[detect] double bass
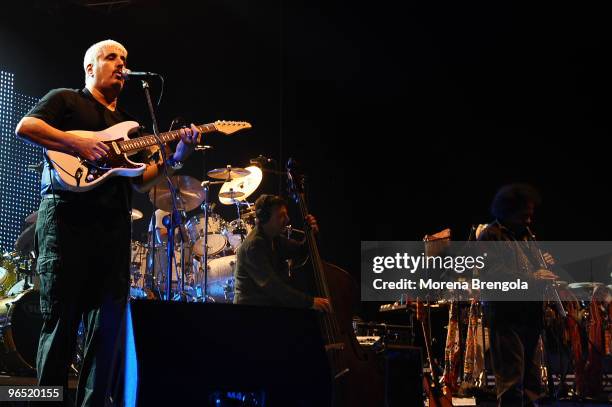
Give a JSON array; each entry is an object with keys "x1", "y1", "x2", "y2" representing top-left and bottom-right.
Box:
[{"x1": 287, "y1": 159, "x2": 384, "y2": 406}]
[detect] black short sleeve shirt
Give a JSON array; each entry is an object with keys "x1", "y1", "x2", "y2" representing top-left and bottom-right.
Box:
[{"x1": 26, "y1": 87, "x2": 140, "y2": 211}]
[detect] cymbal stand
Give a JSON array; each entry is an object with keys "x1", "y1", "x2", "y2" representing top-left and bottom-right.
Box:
[
  {"x1": 229, "y1": 190, "x2": 247, "y2": 244},
  {"x1": 200, "y1": 181, "x2": 211, "y2": 302},
  {"x1": 196, "y1": 144, "x2": 213, "y2": 302}
]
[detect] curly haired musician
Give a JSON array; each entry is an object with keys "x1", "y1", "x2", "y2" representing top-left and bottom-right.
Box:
[
  {"x1": 233, "y1": 194, "x2": 331, "y2": 312},
  {"x1": 478, "y1": 184, "x2": 558, "y2": 407},
  {"x1": 15, "y1": 39, "x2": 199, "y2": 406}
]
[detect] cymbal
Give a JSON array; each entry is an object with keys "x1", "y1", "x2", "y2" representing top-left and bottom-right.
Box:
[
  {"x1": 131, "y1": 208, "x2": 144, "y2": 221},
  {"x1": 207, "y1": 166, "x2": 251, "y2": 180},
  {"x1": 219, "y1": 166, "x2": 263, "y2": 205},
  {"x1": 218, "y1": 190, "x2": 245, "y2": 199},
  {"x1": 25, "y1": 211, "x2": 38, "y2": 224},
  {"x1": 149, "y1": 176, "x2": 206, "y2": 212}
]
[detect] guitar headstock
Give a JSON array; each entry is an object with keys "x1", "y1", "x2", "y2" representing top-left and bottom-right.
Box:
[
  {"x1": 212, "y1": 120, "x2": 252, "y2": 135},
  {"x1": 415, "y1": 298, "x2": 424, "y2": 322}
]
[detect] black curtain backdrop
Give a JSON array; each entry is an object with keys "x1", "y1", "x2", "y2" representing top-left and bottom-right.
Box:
[{"x1": 0, "y1": 0, "x2": 357, "y2": 274}]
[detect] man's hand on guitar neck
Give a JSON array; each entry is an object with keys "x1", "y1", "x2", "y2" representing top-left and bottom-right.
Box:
[
  {"x1": 132, "y1": 123, "x2": 201, "y2": 192},
  {"x1": 172, "y1": 123, "x2": 201, "y2": 161}
]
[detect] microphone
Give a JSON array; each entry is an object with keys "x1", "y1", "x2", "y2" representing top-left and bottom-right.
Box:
[{"x1": 121, "y1": 68, "x2": 160, "y2": 80}]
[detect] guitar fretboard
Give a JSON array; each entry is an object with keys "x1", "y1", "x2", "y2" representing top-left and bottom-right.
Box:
[{"x1": 118, "y1": 123, "x2": 217, "y2": 153}]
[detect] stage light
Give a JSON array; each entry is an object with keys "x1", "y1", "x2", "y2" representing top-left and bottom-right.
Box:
[{"x1": 0, "y1": 70, "x2": 42, "y2": 252}]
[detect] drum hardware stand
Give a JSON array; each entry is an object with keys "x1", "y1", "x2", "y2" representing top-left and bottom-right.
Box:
[
  {"x1": 148, "y1": 201, "x2": 162, "y2": 299},
  {"x1": 161, "y1": 209, "x2": 186, "y2": 301},
  {"x1": 198, "y1": 180, "x2": 221, "y2": 301},
  {"x1": 18, "y1": 255, "x2": 34, "y2": 291},
  {"x1": 230, "y1": 194, "x2": 247, "y2": 244},
  {"x1": 196, "y1": 144, "x2": 213, "y2": 302},
  {"x1": 178, "y1": 218, "x2": 187, "y2": 300},
  {"x1": 169, "y1": 209, "x2": 191, "y2": 302},
  {"x1": 223, "y1": 279, "x2": 234, "y2": 302}
]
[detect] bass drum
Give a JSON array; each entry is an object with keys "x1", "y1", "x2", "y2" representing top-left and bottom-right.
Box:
[
  {"x1": 0, "y1": 289, "x2": 43, "y2": 374},
  {"x1": 197, "y1": 255, "x2": 237, "y2": 302}
]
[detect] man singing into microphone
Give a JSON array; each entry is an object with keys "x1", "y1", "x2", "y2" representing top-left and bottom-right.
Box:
[{"x1": 15, "y1": 39, "x2": 199, "y2": 406}]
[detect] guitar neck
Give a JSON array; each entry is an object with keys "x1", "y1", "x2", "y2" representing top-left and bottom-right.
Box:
[
  {"x1": 420, "y1": 320, "x2": 438, "y2": 379},
  {"x1": 118, "y1": 123, "x2": 216, "y2": 153}
]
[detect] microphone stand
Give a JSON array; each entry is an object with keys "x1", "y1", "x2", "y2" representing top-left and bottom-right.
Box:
[
  {"x1": 526, "y1": 227, "x2": 566, "y2": 318},
  {"x1": 526, "y1": 227, "x2": 566, "y2": 401},
  {"x1": 141, "y1": 79, "x2": 179, "y2": 301},
  {"x1": 150, "y1": 189, "x2": 160, "y2": 298}
]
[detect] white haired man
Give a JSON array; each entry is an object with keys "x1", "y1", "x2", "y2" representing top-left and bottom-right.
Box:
[{"x1": 15, "y1": 39, "x2": 199, "y2": 406}]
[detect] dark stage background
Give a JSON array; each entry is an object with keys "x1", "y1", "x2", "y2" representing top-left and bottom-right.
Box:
[
  {"x1": 0, "y1": 1, "x2": 356, "y2": 270},
  {"x1": 2, "y1": 1, "x2": 612, "y2": 318}
]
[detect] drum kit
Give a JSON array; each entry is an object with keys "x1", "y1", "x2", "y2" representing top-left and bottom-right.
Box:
[
  {"x1": 1, "y1": 219, "x2": 44, "y2": 374},
  {"x1": 1, "y1": 250, "x2": 83, "y2": 376},
  {"x1": 0, "y1": 159, "x2": 264, "y2": 374},
  {"x1": 130, "y1": 162, "x2": 264, "y2": 303}
]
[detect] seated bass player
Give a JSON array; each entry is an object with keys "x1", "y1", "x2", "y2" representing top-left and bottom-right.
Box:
[{"x1": 233, "y1": 194, "x2": 331, "y2": 312}]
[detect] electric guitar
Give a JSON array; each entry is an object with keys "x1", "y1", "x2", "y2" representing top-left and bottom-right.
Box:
[
  {"x1": 46, "y1": 120, "x2": 251, "y2": 192},
  {"x1": 416, "y1": 299, "x2": 454, "y2": 407}
]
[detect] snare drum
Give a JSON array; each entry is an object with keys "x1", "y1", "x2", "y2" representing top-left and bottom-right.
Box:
[{"x1": 186, "y1": 214, "x2": 228, "y2": 257}]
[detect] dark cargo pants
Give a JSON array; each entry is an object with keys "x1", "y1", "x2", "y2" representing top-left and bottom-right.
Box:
[
  {"x1": 35, "y1": 195, "x2": 131, "y2": 406},
  {"x1": 486, "y1": 302, "x2": 544, "y2": 407}
]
